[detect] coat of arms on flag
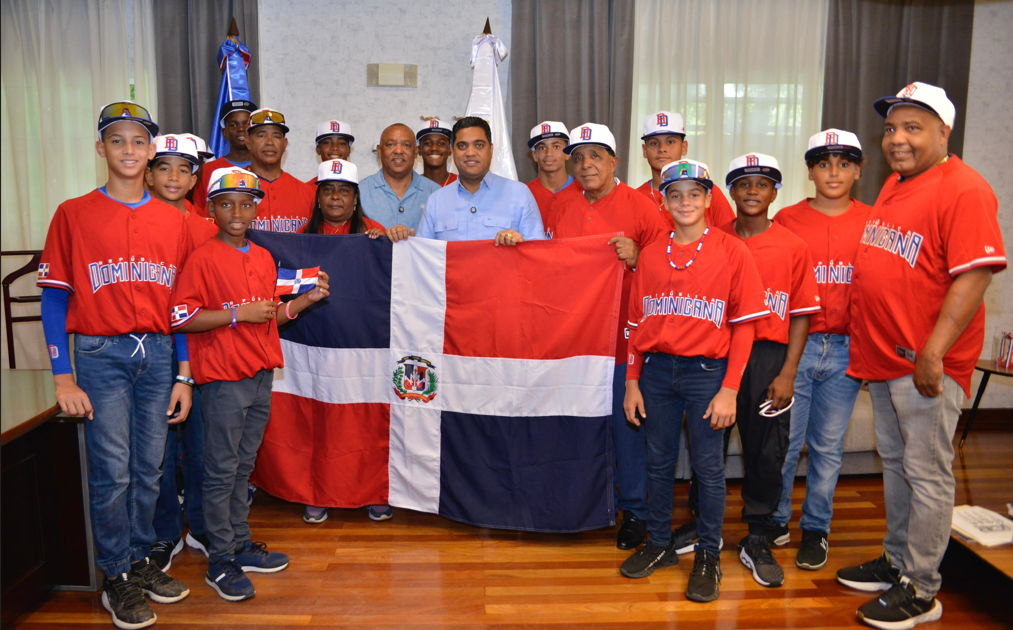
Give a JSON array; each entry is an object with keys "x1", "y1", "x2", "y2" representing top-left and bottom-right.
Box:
[{"x1": 275, "y1": 266, "x2": 320, "y2": 297}]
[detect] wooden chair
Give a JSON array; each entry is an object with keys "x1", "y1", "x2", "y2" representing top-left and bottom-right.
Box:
[{"x1": 2, "y1": 250, "x2": 43, "y2": 368}]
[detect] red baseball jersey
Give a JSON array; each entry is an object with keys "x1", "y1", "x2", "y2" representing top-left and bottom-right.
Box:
[
  {"x1": 298, "y1": 214, "x2": 386, "y2": 234},
  {"x1": 773, "y1": 198, "x2": 872, "y2": 335},
  {"x1": 848, "y1": 156, "x2": 1007, "y2": 396},
  {"x1": 637, "y1": 180, "x2": 736, "y2": 229},
  {"x1": 627, "y1": 228, "x2": 769, "y2": 380},
  {"x1": 441, "y1": 173, "x2": 458, "y2": 187},
  {"x1": 170, "y1": 238, "x2": 284, "y2": 384},
  {"x1": 528, "y1": 178, "x2": 583, "y2": 236},
  {"x1": 184, "y1": 200, "x2": 219, "y2": 249},
  {"x1": 193, "y1": 156, "x2": 249, "y2": 217},
  {"x1": 721, "y1": 221, "x2": 821, "y2": 344},
  {"x1": 37, "y1": 189, "x2": 192, "y2": 336},
  {"x1": 553, "y1": 182, "x2": 671, "y2": 364},
  {"x1": 251, "y1": 171, "x2": 315, "y2": 233}
]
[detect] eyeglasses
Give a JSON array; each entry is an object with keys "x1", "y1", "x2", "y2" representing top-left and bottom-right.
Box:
[
  {"x1": 98, "y1": 102, "x2": 152, "y2": 124},
  {"x1": 212, "y1": 172, "x2": 261, "y2": 193},
  {"x1": 249, "y1": 109, "x2": 286, "y2": 127},
  {"x1": 662, "y1": 161, "x2": 710, "y2": 182}
]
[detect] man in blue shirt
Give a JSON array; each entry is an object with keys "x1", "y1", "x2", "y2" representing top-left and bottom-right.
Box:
[
  {"x1": 360, "y1": 123, "x2": 440, "y2": 230},
  {"x1": 386, "y1": 117, "x2": 544, "y2": 245}
]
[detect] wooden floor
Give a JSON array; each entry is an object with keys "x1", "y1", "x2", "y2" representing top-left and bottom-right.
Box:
[{"x1": 14, "y1": 432, "x2": 1013, "y2": 629}]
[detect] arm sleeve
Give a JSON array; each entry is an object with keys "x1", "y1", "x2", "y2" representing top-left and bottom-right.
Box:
[
  {"x1": 722, "y1": 320, "x2": 755, "y2": 390},
  {"x1": 625, "y1": 267, "x2": 646, "y2": 380},
  {"x1": 173, "y1": 333, "x2": 189, "y2": 362},
  {"x1": 41, "y1": 288, "x2": 73, "y2": 375},
  {"x1": 517, "y1": 188, "x2": 546, "y2": 241}
]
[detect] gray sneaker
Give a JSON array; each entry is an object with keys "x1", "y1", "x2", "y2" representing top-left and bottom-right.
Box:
[
  {"x1": 130, "y1": 557, "x2": 190, "y2": 603},
  {"x1": 738, "y1": 534, "x2": 784, "y2": 587}
]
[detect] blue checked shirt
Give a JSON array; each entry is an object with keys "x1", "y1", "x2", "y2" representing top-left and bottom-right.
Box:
[
  {"x1": 360, "y1": 170, "x2": 440, "y2": 230},
  {"x1": 416, "y1": 172, "x2": 545, "y2": 242}
]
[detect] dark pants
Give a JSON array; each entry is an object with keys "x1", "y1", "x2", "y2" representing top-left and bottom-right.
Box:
[
  {"x1": 200, "y1": 370, "x2": 273, "y2": 563},
  {"x1": 612, "y1": 362, "x2": 648, "y2": 519},
  {"x1": 689, "y1": 341, "x2": 790, "y2": 535},
  {"x1": 639, "y1": 353, "x2": 727, "y2": 554},
  {"x1": 153, "y1": 387, "x2": 205, "y2": 540}
]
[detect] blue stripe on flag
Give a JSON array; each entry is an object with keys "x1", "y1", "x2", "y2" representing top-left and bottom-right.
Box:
[
  {"x1": 247, "y1": 231, "x2": 391, "y2": 349},
  {"x1": 438, "y1": 411, "x2": 614, "y2": 532}
]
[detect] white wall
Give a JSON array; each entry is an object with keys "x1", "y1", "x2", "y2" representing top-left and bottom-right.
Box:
[
  {"x1": 963, "y1": 0, "x2": 1013, "y2": 407},
  {"x1": 257, "y1": 0, "x2": 512, "y2": 182}
]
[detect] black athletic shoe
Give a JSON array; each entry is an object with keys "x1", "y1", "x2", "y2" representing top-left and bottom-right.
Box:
[
  {"x1": 671, "y1": 519, "x2": 700, "y2": 555},
  {"x1": 101, "y1": 573, "x2": 156, "y2": 629},
  {"x1": 685, "y1": 549, "x2": 722, "y2": 603},
  {"x1": 130, "y1": 557, "x2": 190, "y2": 604},
  {"x1": 619, "y1": 540, "x2": 679, "y2": 579},
  {"x1": 149, "y1": 537, "x2": 183, "y2": 572},
  {"x1": 796, "y1": 530, "x2": 829, "y2": 570},
  {"x1": 837, "y1": 551, "x2": 901, "y2": 592},
  {"x1": 616, "y1": 513, "x2": 646, "y2": 550},
  {"x1": 856, "y1": 578, "x2": 942, "y2": 629},
  {"x1": 769, "y1": 522, "x2": 790, "y2": 547},
  {"x1": 738, "y1": 534, "x2": 784, "y2": 587},
  {"x1": 185, "y1": 531, "x2": 210, "y2": 557}
]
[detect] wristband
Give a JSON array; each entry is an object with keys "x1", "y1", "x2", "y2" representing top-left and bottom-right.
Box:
[
  {"x1": 285, "y1": 300, "x2": 297, "y2": 320},
  {"x1": 231, "y1": 306, "x2": 237, "y2": 329},
  {"x1": 175, "y1": 375, "x2": 196, "y2": 387}
]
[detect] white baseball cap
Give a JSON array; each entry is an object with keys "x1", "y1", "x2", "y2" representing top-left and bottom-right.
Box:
[
  {"x1": 874, "y1": 82, "x2": 956, "y2": 128},
  {"x1": 641, "y1": 111, "x2": 686, "y2": 139},
  {"x1": 416, "y1": 119, "x2": 452, "y2": 143},
  {"x1": 564, "y1": 123, "x2": 616, "y2": 155},
  {"x1": 316, "y1": 159, "x2": 359, "y2": 186},
  {"x1": 316, "y1": 120, "x2": 354, "y2": 144},
  {"x1": 153, "y1": 134, "x2": 199, "y2": 167},
  {"x1": 805, "y1": 129, "x2": 863, "y2": 162},
  {"x1": 726, "y1": 153, "x2": 783, "y2": 189},
  {"x1": 177, "y1": 133, "x2": 213, "y2": 161},
  {"x1": 207, "y1": 167, "x2": 264, "y2": 201},
  {"x1": 659, "y1": 160, "x2": 713, "y2": 192},
  {"x1": 528, "y1": 121, "x2": 570, "y2": 149}
]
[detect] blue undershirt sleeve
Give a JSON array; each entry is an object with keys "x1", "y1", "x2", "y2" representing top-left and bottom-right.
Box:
[
  {"x1": 41, "y1": 288, "x2": 73, "y2": 375},
  {"x1": 173, "y1": 333, "x2": 189, "y2": 362}
]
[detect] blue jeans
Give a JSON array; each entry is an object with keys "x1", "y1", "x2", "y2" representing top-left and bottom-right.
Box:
[
  {"x1": 75, "y1": 333, "x2": 174, "y2": 577},
  {"x1": 613, "y1": 362, "x2": 648, "y2": 519},
  {"x1": 639, "y1": 353, "x2": 727, "y2": 554},
  {"x1": 774, "y1": 334, "x2": 861, "y2": 533},
  {"x1": 153, "y1": 386, "x2": 205, "y2": 540}
]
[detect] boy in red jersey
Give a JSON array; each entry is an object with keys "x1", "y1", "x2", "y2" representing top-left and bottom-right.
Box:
[
  {"x1": 621, "y1": 160, "x2": 768, "y2": 603},
  {"x1": 147, "y1": 134, "x2": 218, "y2": 249},
  {"x1": 38, "y1": 102, "x2": 192, "y2": 629},
  {"x1": 244, "y1": 108, "x2": 315, "y2": 232},
  {"x1": 769, "y1": 129, "x2": 871, "y2": 572},
  {"x1": 636, "y1": 111, "x2": 735, "y2": 228},
  {"x1": 171, "y1": 168, "x2": 330, "y2": 602},
  {"x1": 525, "y1": 121, "x2": 580, "y2": 235},
  {"x1": 308, "y1": 120, "x2": 354, "y2": 185},
  {"x1": 416, "y1": 119, "x2": 457, "y2": 187},
  {"x1": 193, "y1": 100, "x2": 256, "y2": 214}
]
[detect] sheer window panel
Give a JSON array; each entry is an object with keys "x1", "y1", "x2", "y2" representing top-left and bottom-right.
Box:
[{"x1": 629, "y1": 0, "x2": 828, "y2": 215}]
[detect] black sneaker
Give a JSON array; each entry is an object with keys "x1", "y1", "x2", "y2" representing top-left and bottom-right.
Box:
[
  {"x1": 150, "y1": 537, "x2": 183, "y2": 572},
  {"x1": 837, "y1": 551, "x2": 901, "y2": 592},
  {"x1": 796, "y1": 530, "x2": 829, "y2": 570},
  {"x1": 619, "y1": 541, "x2": 679, "y2": 579},
  {"x1": 856, "y1": 578, "x2": 942, "y2": 629},
  {"x1": 671, "y1": 519, "x2": 699, "y2": 555},
  {"x1": 186, "y1": 531, "x2": 210, "y2": 557},
  {"x1": 101, "y1": 573, "x2": 156, "y2": 629},
  {"x1": 130, "y1": 557, "x2": 190, "y2": 604},
  {"x1": 769, "y1": 522, "x2": 790, "y2": 546},
  {"x1": 615, "y1": 512, "x2": 646, "y2": 550},
  {"x1": 738, "y1": 534, "x2": 784, "y2": 587},
  {"x1": 685, "y1": 549, "x2": 722, "y2": 603}
]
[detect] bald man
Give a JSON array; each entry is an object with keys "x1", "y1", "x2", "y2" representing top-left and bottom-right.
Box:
[{"x1": 359, "y1": 123, "x2": 440, "y2": 230}]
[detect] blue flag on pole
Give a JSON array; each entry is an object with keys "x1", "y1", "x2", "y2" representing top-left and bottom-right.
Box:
[{"x1": 210, "y1": 33, "x2": 252, "y2": 159}]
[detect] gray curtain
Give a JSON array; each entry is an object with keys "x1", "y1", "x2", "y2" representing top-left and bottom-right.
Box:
[
  {"x1": 821, "y1": 0, "x2": 975, "y2": 204},
  {"x1": 153, "y1": 0, "x2": 260, "y2": 139},
  {"x1": 510, "y1": 0, "x2": 635, "y2": 183}
]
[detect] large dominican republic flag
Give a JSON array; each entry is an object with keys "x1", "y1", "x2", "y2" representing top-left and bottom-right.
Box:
[{"x1": 245, "y1": 231, "x2": 624, "y2": 532}]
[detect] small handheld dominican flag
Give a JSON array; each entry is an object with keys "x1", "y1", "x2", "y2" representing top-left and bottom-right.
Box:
[{"x1": 275, "y1": 267, "x2": 320, "y2": 297}]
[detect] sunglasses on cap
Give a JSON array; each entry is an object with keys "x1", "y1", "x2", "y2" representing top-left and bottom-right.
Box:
[
  {"x1": 99, "y1": 102, "x2": 152, "y2": 123},
  {"x1": 249, "y1": 110, "x2": 287, "y2": 127},
  {"x1": 210, "y1": 172, "x2": 265, "y2": 198},
  {"x1": 660, "y1": 162, "x2": 714, "y2": 191}
]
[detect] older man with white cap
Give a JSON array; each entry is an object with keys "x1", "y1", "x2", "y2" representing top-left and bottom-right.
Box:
[
  {"x1": 838, "y1": 82, "x2": 1006, "y2": 630},
  {"x1": 553, "y1": 123, "x2": 670, "y2": 551}
]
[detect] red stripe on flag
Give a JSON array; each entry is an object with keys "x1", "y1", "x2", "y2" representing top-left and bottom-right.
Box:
[
  {"x1": 443, "y1": 237, "x2": 623, "y2": 359},
  {"x1": 251, "y1": 393, "x2": 390, "y2": 507}
]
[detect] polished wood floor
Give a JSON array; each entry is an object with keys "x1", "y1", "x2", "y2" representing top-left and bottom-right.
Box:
[{"x1": 14, "y1": 431, "x2": 1013, "y2": 629}]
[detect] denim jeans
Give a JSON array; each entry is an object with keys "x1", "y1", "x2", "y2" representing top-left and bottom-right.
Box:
[
  {"x1": 201, "y1": 370, "x2": 274, "y2": 563},
  {"x1": 639, "y1": 353, "x2": 727, "y2": 554},
  {"x1": 774, "y1": 334, "x2": 861, "y2": 533},
  {"x1": 613, "y1": 362, "x2": 648, "y2": 519},
  {"x1": 870, "y1": 374, "x2": 964, "y2": 598},
  {"x1": 75, "y1": 333, "x2": 174, "y2": 577},
  {"x1": 153, "y1": 386, "x2": 205, "y2": 540}
]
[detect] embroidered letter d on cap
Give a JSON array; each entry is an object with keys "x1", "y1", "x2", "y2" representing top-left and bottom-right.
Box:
[
  {"x1": 528, "y1": 121, "x2": 569, "y2": 149},
  {"x1": 873, "y1": 82, "x2": 956, "y2": 128},
  {"x1": 641, "y1": 111, "x2": 686, "y2": 139},
  {"x1": 316, "y1": 159, "x2": 359, "y2": 186},
  {"x1": 726, "y1": 153, "x2": 783, "y2": 189},
  {"x1": 805, "y1": 128, "x2": 863, "y2": 162},
  {"x1": 564, "y1": 123, "x2": 616, "y2": 155},
  {"x1": 317, "y1": 120, "x2": 355, "y2": 144}
]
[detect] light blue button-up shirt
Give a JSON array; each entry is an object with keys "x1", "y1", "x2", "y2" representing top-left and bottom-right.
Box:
[
  {"x1": 416, "y1": 172, "x2": 545, "y2": 242},
  {"x1": 360, "y1": 170, "x2": 440, "y2": 230}
]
